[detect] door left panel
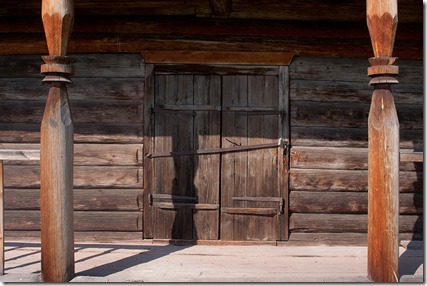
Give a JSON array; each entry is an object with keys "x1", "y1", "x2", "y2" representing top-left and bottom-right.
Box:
[{"x1": 146, "y1": 72, "x2": 221, "y2": 240}]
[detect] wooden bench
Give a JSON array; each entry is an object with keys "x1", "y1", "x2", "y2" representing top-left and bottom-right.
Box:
[{"x1": 0, "y1": 150, "x2": 40, "y2": 275}]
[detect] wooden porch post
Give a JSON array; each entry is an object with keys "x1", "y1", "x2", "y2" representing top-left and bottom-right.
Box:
[
  {"x1": 367, "y1": 0, "x2": 400, "y2": 282},
  {"x1": 40, "y1": 0, "x2": 75, "y2": 282}
]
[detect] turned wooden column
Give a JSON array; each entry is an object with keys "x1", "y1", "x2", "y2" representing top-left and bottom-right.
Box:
[
  {"x1": 367, "y1": 0, "x2": 400, "y2": 282},
  {"x1": 40, "y1": 0, "x2": 75, "y2": 282}
]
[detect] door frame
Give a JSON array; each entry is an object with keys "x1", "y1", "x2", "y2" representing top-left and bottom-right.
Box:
[{"x1": 142, "y1": 51, "x2": 292, "y2": 241}]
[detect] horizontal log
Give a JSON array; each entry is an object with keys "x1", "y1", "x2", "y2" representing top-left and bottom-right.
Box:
[
  {"x1": 0, "y1": 143, "x2": 143, "y2": 166},
  {"x1": 3, "y1": 166, "x2": 143, "y2": 189},
  {"x1": 285, "y1": 233, "x2": 423, "y2": 246},
  {"x1": 0, "y1": 150, "x2": 39, "y2": 161},
  {"x1": 0, "y1": 123, "x2": 143, "y2": 144},
  {"x1": 290, "y1": 146, "x2": 423, "y2": 171},
  {"x1": 4, "y1": 189, "x2": 142, "y2": 211},
  {"x1": 289, "y1": 191, "x2": 422, "y2": 215},
  {"x1": 0, "y1": 16, "x2": 421, "y2": 44},
  {"x1": 289, "y1": 214, "x2": 422, "y2": 233},
  {"x1": 4, "y1": 210, "x2": 142, "y2": 231},
  {"x1": 290, "y1": 127, "x2": 423, "y2": 149},
  {"x1": 4, "y1": 231, "x2": 143, "y2": 243},
  {"x1": 0, "y1": 100, "x2": 143, "y2": 124},
  {"x1": 290, "y1": 57, "x2": 423, "y2": 83},
  {"x1": 143, "y1": 50, "x2": 294, "y2": 65},
  {"x1": 0, "y1": 54, "x2": 143, "y2": 78},
  {"x1": 0, "y1": 78, "x2": 143, "y2": 101},
  {"x1": 153, "y1": 64, "x2": 279, "y2": 75},
  {"x1": 291, "y1": 101, "x2": 423, "y2": 129},
  {"x1": 290, "y1": 80, "x2": 423, "y2": 105},
  {"x1": 0, "y1": 0, "x2": 422, "y2": 22},
  {"x1": 0, "y1": 33, "x2": 422, "y2": 60},
  {"x1": 289, "y1": 169, "x2": 422, "y2": 193}
]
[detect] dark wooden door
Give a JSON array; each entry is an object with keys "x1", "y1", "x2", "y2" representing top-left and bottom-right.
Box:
[{"x1": 144, "y1": 65, "x2": 289, "y2": 241}]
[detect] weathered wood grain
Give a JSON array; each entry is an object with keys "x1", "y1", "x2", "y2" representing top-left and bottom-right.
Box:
[
  {"x1": 291, "y1": 126, "x2": 423, "y2": 149},
  {"x1": 289, "y1": 57, "x2": 422, "y2": 83},
  {"x1": 0, "y1": 100, "x2": 142, "y2": 124},
  {"x1": 3, "y1": 166, "x2": 143, "y2": 189},
  {"x1": 289, "y1": 214, "x2": 422, "y2": 233},
  {"x1": 291, "y1": 101, "x2": 422, "y2": 129},
  {"x1": 290, "y1": 146, "x2": 423, "y2": 171},
  {"x1": 289, "y1": 169, "x2": 422, "y2": 193},
  {"x1": 290, "y1": 80, "x2": 422, "y2": 105},
  {"x1": 4, "y1": 189, "x2": 142, "y2": 211},
  {"x1": 289, "y1": 191, "x2": 423, "y2": 214},
  {"x1": 0, "y1": 54, "x2": 143, "y2": 78},
  {"x1": 0, "y1": 78, "x2": 142, "y2": 101},
  {"x1": 143, "y1": 50, "x2": 293, "y2": 65},
  {"x1": 4, "y1": 210, "x2": 142, "y2": 231},
  {"x1": 0, "y1": 123, "x2": 143, "y2": 144}
]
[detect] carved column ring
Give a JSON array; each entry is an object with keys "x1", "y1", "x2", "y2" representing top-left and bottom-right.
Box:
[
  {"x1": 41, "y1": 55, "x2": 74, "y2": 83},
  {"x1": 41, "y1": 63, "x2": 73, "y2": 75},
  {"x1": 368, "y1": 65, "x2": 398, "y2": 77}
]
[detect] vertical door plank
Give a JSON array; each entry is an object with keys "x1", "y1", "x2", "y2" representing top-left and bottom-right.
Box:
[
  {"x1": 221, "y1": 75, "x2": 249, "y2": 241},
  {"x1": 247, "y1": 75, "x2": 279, "y2": 241},
  {"x1": 154, "y1": 74, "x2": 195, "y2": 239},
  {"x1": 193, "y1": 75, "x2": 221, "y2": 240}
]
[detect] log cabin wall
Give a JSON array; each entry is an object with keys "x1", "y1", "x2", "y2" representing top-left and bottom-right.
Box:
[
  {"x1": 0, "y1": 54, "x2": 145, "y2": 241},
  {"x1": 0, "y1": 0, "x2": 422, "y2": 244},
  {"x1": 287, "y1": 56, "x2": 423, "y2": 245},
  {"x1": 0, "y1": 54, "x2": 422, "y2": 244}
]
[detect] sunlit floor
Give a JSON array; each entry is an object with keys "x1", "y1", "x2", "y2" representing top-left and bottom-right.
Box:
[{"x1": 0, "y1": 240, "x2": 423, "y2": 282}]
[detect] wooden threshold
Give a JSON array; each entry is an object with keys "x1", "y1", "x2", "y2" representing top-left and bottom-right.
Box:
[
  {"x1": 150, "y1": 239, "x2": 280, "y2": 246},
  {"x1": 142, "y1": 50, "x2": 294, "y2": 65}
]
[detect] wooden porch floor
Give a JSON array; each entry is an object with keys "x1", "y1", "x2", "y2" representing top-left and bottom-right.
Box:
[{"x1": 0, "y1": 239, "x2": 423, "y2": 282}]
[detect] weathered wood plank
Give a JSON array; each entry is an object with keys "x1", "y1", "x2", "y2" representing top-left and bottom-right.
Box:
[
  {"x1": 0, "y1": 123, "x2": 143, "y2": 144},
  {"x1": 4, "y1": 210, "x2": 142, "y2": 231},
  {"x1": 0, "y1": 101, "x2": 142, "y2": 124},
  {"x1": 291, "y1": 101, "x2": 423, "y2": 129},
  {"x1": 4, "y1": 189, "x2": 142, "y2": 211},
  {"x1": 143, "y1": 50, "x2": 293, "y2": 65},
  {"x1": 290, "y1": 80, "x2": 423, "y2": 105},
  {"x1": 290, "y1": 146, "x2": 423, "y2": 171},
  {"x1": 154, "y1": 64, "x2": 279, "y2": 76},
  {"x1": 289, "y1": 213, "x2": 422, "y2": 233},
  {"x1": 289, "y1": 169, "x2": 422, "y2": 193},
  {"x1": 289, "y1": 57, "x2": 423, "y2": 83},
  {"x1": 0, "y1": 78, "x2": 143, "y2": 101},
  {"x1": 192, "y1": 74, "x2": 221, "y2": 240},
  {"x1": 0, "y1": 143, "x2": 142, "y2": 166},
  {"x1": 0, "y1": 54, "x2": 143, "y2": 78},
  {"x1": 4, "y1": 230, "x2": 143, "y2": 242},
  {"x1": 0, "y1": 33, "x2": 422, "y2": 60},
  {"x1": 289, "y1": 191, "x2": 422, "y2": 214},
  {"x1": 0, "y1": 0, "x2": 422, "y2": 23},
  {"x1": 3, "y1": 166, "x2": 143, "y2": 189},
  {"x1": 291, "y1": 127, "x2": 423, "y2": 149}
]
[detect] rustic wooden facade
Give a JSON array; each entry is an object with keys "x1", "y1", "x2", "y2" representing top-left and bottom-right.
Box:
[{"x1": 0, "y1": 0, "x2": 423, "y2": 247}]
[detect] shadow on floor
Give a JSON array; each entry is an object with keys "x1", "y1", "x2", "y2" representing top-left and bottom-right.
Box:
[
  {"x1": 399, "y1": 240, "x2": 424, "y2": 279},
  {"x1": 5, "y1": 241, "x2": 192, "y2": 278}
]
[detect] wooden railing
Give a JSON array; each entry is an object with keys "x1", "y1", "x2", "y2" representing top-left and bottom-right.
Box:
[{"x1": 0, "y1": 150, "x2": 40, "y2": 275}]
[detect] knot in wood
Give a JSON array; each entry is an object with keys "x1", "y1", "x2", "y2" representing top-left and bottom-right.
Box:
[
  {"x1": 41, "y1": 55, "x2": 74, "y2": 83},
  {"x1": 368, "y1": 56, "x2": 398, "y2": 86}
]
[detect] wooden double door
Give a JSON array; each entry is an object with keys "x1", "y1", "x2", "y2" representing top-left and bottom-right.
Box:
[{"x1": 144, "y1": 64, "x2": 289, "y2": 242}]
